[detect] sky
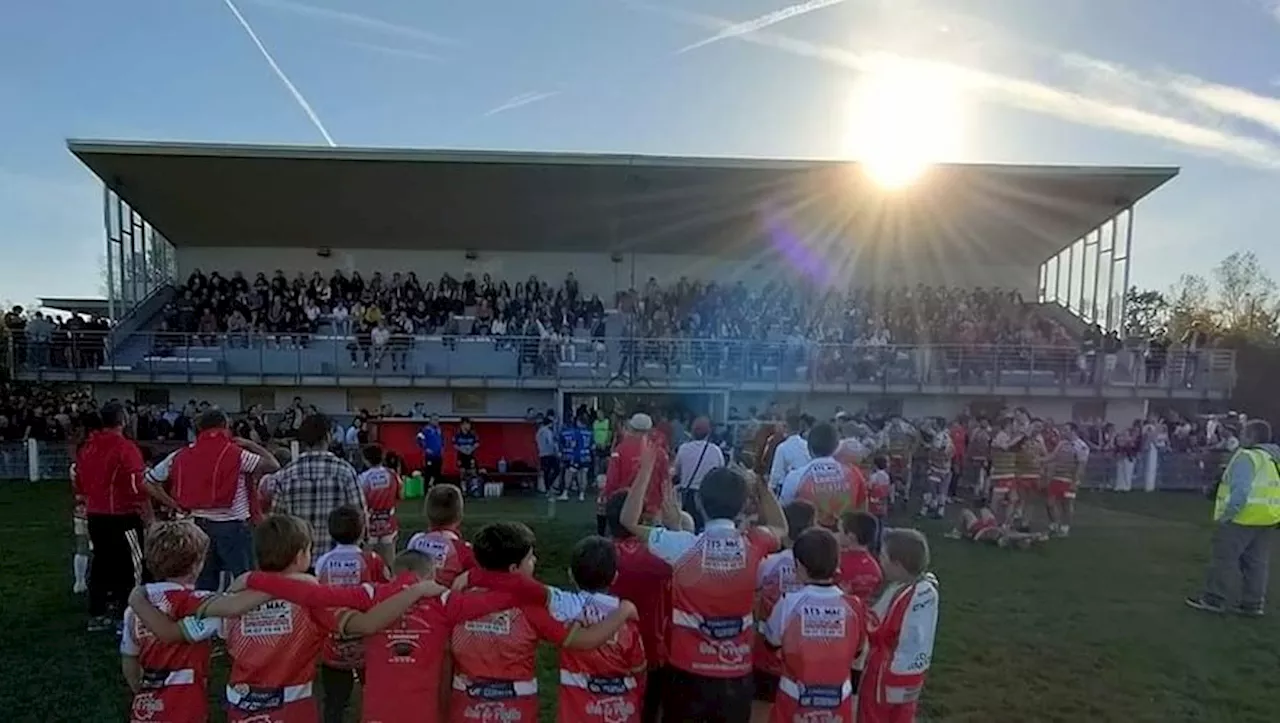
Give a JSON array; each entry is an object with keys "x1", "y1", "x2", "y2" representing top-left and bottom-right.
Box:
[{"x1": 3, "y1": 0, "x2": 1280, "y2": 307}]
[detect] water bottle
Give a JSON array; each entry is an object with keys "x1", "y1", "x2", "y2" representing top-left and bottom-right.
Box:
[{"x1": 497, "y1": 457, "x2": 508, "y2": 474}]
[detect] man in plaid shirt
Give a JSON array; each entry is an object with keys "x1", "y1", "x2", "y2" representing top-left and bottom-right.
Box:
[{"x1": 261, "y1": 414, "x2": 366, "y2": 554}]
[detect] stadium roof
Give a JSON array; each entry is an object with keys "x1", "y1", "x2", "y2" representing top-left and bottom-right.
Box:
[
  {"x1": 68, "y1": 140, "x2": 1177, "y2": 267},
  {"x1": 38, "y1": 297, "x2": 109, "y2": 317}
]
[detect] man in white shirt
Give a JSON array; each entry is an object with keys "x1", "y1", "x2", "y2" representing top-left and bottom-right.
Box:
[
  {"x1": 673, "y1": 417, "x2": 726, "y2": 533},
  {"x1": 145, "y1": 410, "x2": 279, "y2": 591},
  {"x1": 769, "y1": 413, "x2": 811, "y2": 494}
]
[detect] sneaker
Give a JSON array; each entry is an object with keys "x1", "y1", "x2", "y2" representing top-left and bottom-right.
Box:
[
  {"x1": 577, "y1": 492, "x2": 585, "y2": 502},
  {"x1": 1233, "y1": 605, "x2": 1265, "y2": 618},
  {"x1": 86, "y1": 615, "x2": 113, "y2": 633},
  {"x1": 73, "y1": 581, "x2": 88, "y2": 594},
  {"x1": 557, "y1": 492, "x2": 570, "y2": 502},
  {"x1": 1184, "y1": 596, "x2": 1226, "y2": 614}
]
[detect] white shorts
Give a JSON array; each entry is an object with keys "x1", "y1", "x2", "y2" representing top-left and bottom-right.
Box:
[{"x1": 73, "y1": 516, "x2": 89, "y2": 538}]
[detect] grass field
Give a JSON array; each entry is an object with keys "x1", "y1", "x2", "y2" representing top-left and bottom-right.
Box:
[{"x1": 1, "y1": 485, "x2": 1277, "y2": 723}]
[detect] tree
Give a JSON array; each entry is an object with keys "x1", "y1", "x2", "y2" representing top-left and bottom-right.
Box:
[
  {"x1": 1165, "y1": 273, "x2": 1216, "y2": 339},
  {"x1": 1213, "y1": 251, "x2": 1278, "y2": 343},
  {"x1": 1123, "y1": 288, "x2": 1168, "y2": 339}
]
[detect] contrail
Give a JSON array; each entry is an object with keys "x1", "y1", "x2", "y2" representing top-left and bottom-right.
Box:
[
  {"x1": 484, "y1": 91, "x2": 562, "y2": 116},
  {"x1": 345, "y1": 41, "x2": 443, "y2": 64},
  {"x1": 248, "y1": 0, "x2": 458, "y2": 46},
  {"x1": 222, "y1": 0, "x2": 336, "y2": 147},
  {"x1": 677, "y1": 0, "x2": 851, "y2": 54}
]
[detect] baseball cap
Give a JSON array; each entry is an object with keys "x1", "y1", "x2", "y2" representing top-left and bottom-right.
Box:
[{"x1": 628, "y1": 413, "x2": 653, "y2": 431}]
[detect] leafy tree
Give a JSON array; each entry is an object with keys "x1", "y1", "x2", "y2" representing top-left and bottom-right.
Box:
[
  {"x1": 1213, "y1": 251, "x2": 1278, "y2": 343},
  {"x1": 1123, "y1": 288, "x2": 1168, "y2": 339}
]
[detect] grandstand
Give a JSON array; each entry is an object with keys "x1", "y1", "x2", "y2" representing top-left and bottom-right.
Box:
[{"x1": 11, "y1": 141, "x2": 1234, "y2": 455}]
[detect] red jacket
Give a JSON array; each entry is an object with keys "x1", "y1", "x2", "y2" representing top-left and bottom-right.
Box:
[
  {"x1": 75, "y1": 429, "x2": 146, "y2": 516},
  {"x1": 170, "y1": 429, "x2": 243, "y2": 512},
  {"x1": 603, "y1": 435, "x2": 671, "y2": 517}
]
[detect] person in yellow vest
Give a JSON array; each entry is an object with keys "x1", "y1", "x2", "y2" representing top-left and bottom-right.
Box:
[{"x1": 1185, "y1": 419, "x2": 1280, "y2": 617}]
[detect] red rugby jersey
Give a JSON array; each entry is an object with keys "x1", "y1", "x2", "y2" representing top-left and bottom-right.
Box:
[
  {"x1": 120, "y1": 583, "x2": 217, "y2": 723},
  {"x1": 608, "y1": 537, "x2": 671, "y2": 667},
  {"x1": 313, "y1": 545, "x2": 391, "y2": 668},
  {"x1": 358, "y1": 466, "x2": 402, "y2": 538},
  {"x1": 406, "y1": 527, "x2": 475, "y2": 589},
  {"x1": 837, "y1": 548, "x2": 883, "y2": 602}
]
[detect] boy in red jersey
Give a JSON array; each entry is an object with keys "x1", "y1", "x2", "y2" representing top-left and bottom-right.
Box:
[
  {"x1": 604, "y1": 492, "x2": 673, "y2": 723},
  {"x1": 450, "y1": 521, "x2": 639, "y2": 722},
  {"x1": 555, "y1": 536, "x2": 648, "y2": 723},
  {"x1": 129, "y1": 514, "x2": 448, "y2": 723},
  {"x1": 944, "y1": 500, "x2": 1049, "y2": 548},
  {"x1": 859, "y1": 529, "x2": 939, "y2": 723},
  {"x1": 781, "y1": 423, "x2": 867, "y2": 529},
  {"x1": 313, "y1": 504, "x2": 392, "y2": 723},
  {"x1": 621, "y1": 438, "x2": 788, "y2": 723},
  {"x1": 120, "y1": 520, "x2": 224, "y2": 723},
  {"x1": 232, "y1": 548, "x2": 558, "y2": 723},
  {"x1": 763, "y1": 527, "x2": 868, "y2": 723},
  {"x1": 752, "y1": 500, "x2": 816, "y2": 719},
  {"x1": 1044, "y1": 422, "x2": 1089, "y2": 537},
  {"x1": 406, "y1": 484, "x2": 476, "y2": 588},
  {"x1": 866, "y1": 455, "x2": 892, "y2": 522},
  {"x1": 357, "y1": 445, "x2": 402, "y2": 564},
  {"x1": 838, "y1": 511, "x2": 883, "y2": 601}
]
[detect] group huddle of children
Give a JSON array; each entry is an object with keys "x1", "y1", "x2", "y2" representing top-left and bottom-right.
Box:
[{"x1": 116, "y1": 437, "x2": 940, "y2": 723}]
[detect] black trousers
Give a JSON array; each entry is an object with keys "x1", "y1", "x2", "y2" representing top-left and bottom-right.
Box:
[
  {"x1": 662, "y1": 667, "x2": 753, "y2": 723},
  {"x1": 87, "y1": 513, "x2": 146, "y2": 617},
  {"x1": 643, "y1": 666, "x2": 668, "y2": 723},
  {"x1": 319, "y1": 665, "x2": 359, "y2": 723},
  {"x1": 681, "y1": 488, "x2": 706, "y2": 534}
]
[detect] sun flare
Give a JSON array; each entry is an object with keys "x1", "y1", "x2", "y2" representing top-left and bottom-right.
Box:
[{"x1": 845, "y1": 57, "x2": 966, "y2": 189}]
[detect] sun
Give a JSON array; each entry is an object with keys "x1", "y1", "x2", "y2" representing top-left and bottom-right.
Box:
[{"x1": 845, "y1": 56, "x2": 966, "y2": 189}]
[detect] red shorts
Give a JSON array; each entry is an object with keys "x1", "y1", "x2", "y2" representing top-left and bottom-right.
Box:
[
  {"x1": 130, "y1": 686, "x2": 207, "y2": 723},
  {"x1": 1048, "y1": 478, "x2": 1077, "y2": 500},
  {"x1": 990, "y1": 476, "x2": 1015, "y2": 495},
  {"x1": 1016, "y1": 475, "x2": 1041, "y2": 493},
  {"x1": 560, "y1": 681, "x2": 644, "y2": 722},
  {"x1": 772, "y1": 691, "x2": 854, "y2": 722},
  {"x1": 368, "y1": 509, "x2": 398, "y2": 539}
]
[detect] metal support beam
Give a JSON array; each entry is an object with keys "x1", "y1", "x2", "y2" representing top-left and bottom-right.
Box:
[
  {"x1": 1090, "y1": 222, "x2": 1105, "y2": 324},
  {"x1": 103, "y1": 186, "x2": 116, "y2": 320},
  {"x1": 1065, "y1": 242, "x2": 1076, "y2": 313},
  {"x1": 1104, "y1": 214, "x2": 1120, "y2": 330},
  {"x1": 1117, "y1": 207, "x2": 1135, "y2": 334}
]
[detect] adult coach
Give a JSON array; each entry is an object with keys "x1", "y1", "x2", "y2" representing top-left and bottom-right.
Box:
[
  {"x1": 261, "y1": 413, "x2": 366, "y2": 555},
  {"x1": 149, "y1": 409, "x2": 279, "y2": 590},
  {"x1": 415, "y1": 414, "x2": 444, "y2": 486},
  {"x1": 1186, "y1": 419, "x2": 1280, "y2": 617},
  {"x1": 76, "y1": 401, "x2": 147, "y2": 632},
  {"x1": 673, "y1": 416, "x2": 725, "y2": 533}
]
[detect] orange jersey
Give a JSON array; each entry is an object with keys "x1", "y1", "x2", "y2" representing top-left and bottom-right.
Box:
[
  {"x1": 838, "y1": 548, "x2": 883, "y2": 602},
  {"x1": 555, "y1": 592, "x2": 647, "y2": 723},
  {"x1": 448, "y1": 593, "x2": 571, "y2": 722},
  {"x1": 764, "y1": 584, "x2": 867, "y2": 723},
  {"x1": 652, "y1": 520, "x2": 781, "y2": 678},
  {"x1": 753, "y1": 550, "x2": 800, "y2": 676},
  {"x1": 357, "y1": 466, "x2": 402, "y2": 538},
  {"x1": 223, "y1": 599, "x2": 346, "y2": 721},
  {"x1": 406, "y1": 527, "x2": 475, "y2": 589},
  {"x1": 313, "y1": 545, "x2": 390, "y2": 668},
  {"x1": 791, "y1": 456, "x2": 868, "y2": 529},
  {"x1": 121, "y1": 583, "x2": 217, "y2": 723}
]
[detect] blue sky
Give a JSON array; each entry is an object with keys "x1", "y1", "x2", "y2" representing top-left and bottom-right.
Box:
[{"x1": 3, "y1": 0, "x2": 1280, "y2": 307}]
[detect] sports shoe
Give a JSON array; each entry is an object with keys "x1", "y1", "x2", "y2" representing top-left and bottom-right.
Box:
[
  {"x1": 86, "y1": 615, "x2": 114, "y2": 633},
  {"x1": 73, "y1": 581, "x2": 88, "y2": 594},
  {"x1": 557, "y1": 492, "x2": 570, "y2": 502},
  {"x1": 1183, "y1": 596, "x2": 1225, "y2": 614},
  {"x1": 577, "y1": 492, "x2": 585, "y2": 502},
  {"x1": 1233, "y1": 605, "x2": 1265, "y2": 618}
]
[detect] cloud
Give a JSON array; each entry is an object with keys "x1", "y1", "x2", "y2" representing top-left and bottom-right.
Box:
[
  {"x1": 628, "y1": 1, "x2": 1280, "y2": 169},
  {"x1": 344, "y1": 40, "x2": 443, "y2": 64},
  {"x1": 677, "y1": 0, "x2": 851, "y2": 54},
  {"x1": 223, "y1": 0, "x2": 335, "y2": 146},
  {"x1": 1166, "y1": 76, "x2": 1280, "y2": 138},
  {"x1": 484, "y1": 91, "x2": 562, "y2": 116},
  {"x1": 247, "y1": 0, "x2": 459, "y2": 46}
]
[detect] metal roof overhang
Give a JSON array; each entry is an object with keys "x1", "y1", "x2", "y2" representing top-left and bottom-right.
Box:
[
  {"x1": 68, "y1": 140, "x2": 1177, "y2": 268},
  {"x1": 38, "y1": 297, "x2": 110, "y2": 317}
]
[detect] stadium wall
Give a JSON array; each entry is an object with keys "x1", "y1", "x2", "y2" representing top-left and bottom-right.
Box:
[
  {"x1": 174, "y1": 247, "x2": 1038, "y2": 297},
  {"x1": 90, "y1": 384, "x2": 553, "y2": 419}
]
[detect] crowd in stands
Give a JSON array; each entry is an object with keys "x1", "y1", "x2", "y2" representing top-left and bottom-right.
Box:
[{"x1": 4, "y1": 305, "x2": 111, "y2": 370}]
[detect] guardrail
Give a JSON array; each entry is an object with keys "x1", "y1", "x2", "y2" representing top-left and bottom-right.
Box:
[
  {"x1": 7, "y1": 331, "x2": 1236, "y2": 392},
  {"x1": 1, "y1": 439, "x2": 1227, "y2": 493}
]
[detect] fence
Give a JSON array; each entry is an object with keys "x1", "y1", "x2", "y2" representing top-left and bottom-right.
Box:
[
  {"x1": 1, "y1": 439, "x2": 1227, "y2": 494},
  {"x1": 8, "y1": 331, "x2": 1237, "y2": 393}
]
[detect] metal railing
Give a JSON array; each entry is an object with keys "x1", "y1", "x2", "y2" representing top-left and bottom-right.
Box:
[
  {"x1": 0, "y1": 439, "x2": 1229, "y2": 493},
  {"x1": 7, "y1": 330, "x2": 1236, "y2": 392}
]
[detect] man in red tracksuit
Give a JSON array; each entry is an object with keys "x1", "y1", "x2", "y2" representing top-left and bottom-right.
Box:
[
  {"x1": 76, "y1": 401, "x2": 149, "y2": 632},
  {"x1": 602, "y1": 414, "x2": 671, "y2": 520}
]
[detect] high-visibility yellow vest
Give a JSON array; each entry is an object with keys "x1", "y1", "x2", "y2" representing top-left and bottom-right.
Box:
[{"x1": 1214, "y1": 447, "x2": 1280, "y2": 526}]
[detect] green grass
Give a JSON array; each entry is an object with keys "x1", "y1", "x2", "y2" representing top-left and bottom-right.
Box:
[{"x1": 0, "y1": 486, "x2": 1276, "y2": 722}]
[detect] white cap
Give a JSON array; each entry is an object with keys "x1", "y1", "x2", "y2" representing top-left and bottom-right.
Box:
[{"x1": 628, "y1": 413, "x2": 653, "y2": 431}]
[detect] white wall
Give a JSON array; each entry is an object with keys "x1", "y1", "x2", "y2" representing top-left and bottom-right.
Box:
[{"x1": 174, "y1": 246, "x2": 1040, "y2": 299}]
